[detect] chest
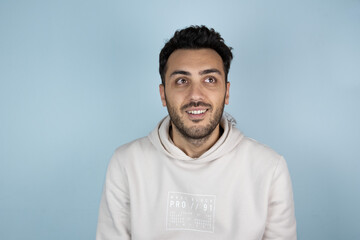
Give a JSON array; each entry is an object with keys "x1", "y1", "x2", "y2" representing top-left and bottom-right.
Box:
[{"x1": 125, "y1": 154, "x2": 271, "y2": 239}]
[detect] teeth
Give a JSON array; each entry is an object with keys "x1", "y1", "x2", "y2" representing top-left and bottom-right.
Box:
[{"x1": 187, "y1": 110, "x2": 206, "y2": 115}]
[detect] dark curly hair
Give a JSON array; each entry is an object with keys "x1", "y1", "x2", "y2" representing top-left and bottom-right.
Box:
[{"x1": 159, "y1": 25, "x2": 233, "y2": 85}]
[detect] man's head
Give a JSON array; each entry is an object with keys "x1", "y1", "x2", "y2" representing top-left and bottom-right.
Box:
[
  {"x1": 159, "y1": 26, "x2": 233, "y2": 147},
  {"x1": 159, "y1": 25, "x2": 233, "y2": 85}
]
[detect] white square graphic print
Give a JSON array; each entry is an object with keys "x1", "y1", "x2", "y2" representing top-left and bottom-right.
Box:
[{"x1": 166, "y1": 192, "x2": 216, "y2": 233}]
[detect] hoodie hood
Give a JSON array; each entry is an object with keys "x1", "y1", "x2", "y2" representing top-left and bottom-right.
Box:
[{"x1": 148, "y1": 113, "x2": 244, "y2": 163}]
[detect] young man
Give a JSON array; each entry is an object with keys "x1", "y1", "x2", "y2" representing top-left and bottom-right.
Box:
[{"x1": 96, "y1": 26, "x2": 297, "y2": 239}]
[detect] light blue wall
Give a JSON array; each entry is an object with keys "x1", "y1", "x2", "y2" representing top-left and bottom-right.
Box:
[{"x1": 1, "y1": 0, "x2": 359, "y2": 239}]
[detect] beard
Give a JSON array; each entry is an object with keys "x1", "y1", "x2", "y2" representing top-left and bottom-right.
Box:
[{"x1": 165, "y1": 97, "x2": 226, "y2": 140}]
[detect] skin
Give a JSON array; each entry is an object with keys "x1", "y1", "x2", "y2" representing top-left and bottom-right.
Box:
[{"x1": 159, "y1": 49, "x2": 230, "y2": 158}]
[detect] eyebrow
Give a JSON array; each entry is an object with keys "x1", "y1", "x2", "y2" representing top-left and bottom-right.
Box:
[
  {"x1": 169, "y1": 70, "x2": 191, "y2": 77},
  {"x1": 199, "y1": 68, "x2": 222, "y2": 76},
  {"x1": 169, "y1": 68, "x2": 222, "y2": 77}
]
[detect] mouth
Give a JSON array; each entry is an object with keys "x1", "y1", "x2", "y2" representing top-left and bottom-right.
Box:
[
  {"x1": 186, "y1": 109, "x2": 207, "y2": 115},
  {"x1": 181, "y1": 102, "x2": 212, "y2": 121},
  {"x1": 185, "y1": 109, "x2": 208, "y2": 121}
]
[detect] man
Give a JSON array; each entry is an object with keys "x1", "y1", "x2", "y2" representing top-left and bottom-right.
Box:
[{"x1": 96, "y1": 26, "x2": 297, "y2": 239}]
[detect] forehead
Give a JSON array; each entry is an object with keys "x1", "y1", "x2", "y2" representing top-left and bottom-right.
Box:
[{"x1": 166, "y1": 49, "x2": 224, "y2": 74}]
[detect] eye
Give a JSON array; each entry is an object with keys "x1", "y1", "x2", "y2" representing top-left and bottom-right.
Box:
[
  {"x1": 204, "y1": 77, "x2": 216, "y2": 83},
  {"x1": 176, "y1": 78, "x2": 188, "y2": 85}
]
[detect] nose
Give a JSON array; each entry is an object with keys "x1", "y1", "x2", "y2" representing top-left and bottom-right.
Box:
[{"x1": 188, "y1": 82, "x2": 205, "y2": 101}]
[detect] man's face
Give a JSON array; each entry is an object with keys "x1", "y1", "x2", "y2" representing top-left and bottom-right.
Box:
[{"x1": 159, "y1": 49, "x2": 230, "y2": 140}]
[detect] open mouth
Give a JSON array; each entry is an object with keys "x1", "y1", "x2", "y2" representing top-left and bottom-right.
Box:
[
  {"x1": 185, "y1": 109, "x2": 208, "y2": 121},
  {"x1": 186, "y1": 109, "x2": 207, "y2": 115}
]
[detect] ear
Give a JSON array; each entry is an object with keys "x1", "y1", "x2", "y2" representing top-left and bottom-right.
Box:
[
  {"x1": 225, "y1": 82, "x2": 230, "y2": 105},
  {"x1": 159, "y1": 84, "x2": 167, "y2": 107}
]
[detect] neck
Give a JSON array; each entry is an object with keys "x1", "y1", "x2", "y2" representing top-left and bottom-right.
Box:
[{"x1": 170, "y1": 124, "x2": 222, "y2": 158}]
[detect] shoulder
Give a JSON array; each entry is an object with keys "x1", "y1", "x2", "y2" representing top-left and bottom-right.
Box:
[
  {"x1": 241, "y1": 136, "x2": 281, "y2": 157},
  {"x1": 115, "y1": 136, "x2": 153, "y2": 154},
  {"x1": 109, "y1": 136, "x2": 155, "y2": 168},
  {"x1": 236, "y1": 135, "x2": 284, "y2": 169}
]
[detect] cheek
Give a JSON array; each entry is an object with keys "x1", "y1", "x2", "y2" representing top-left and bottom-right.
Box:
[
  {"x1": 166, "y1": 91, "x2": 184, "y2": 106},
  {"x1": 211, "y1": 90, "x2": 226, "y2": 102},
  {"x1": 167, "y1": 97, "x2": 182, "y2": 109}
]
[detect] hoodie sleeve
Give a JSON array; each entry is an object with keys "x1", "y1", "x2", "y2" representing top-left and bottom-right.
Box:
[
  {"x1": 96, "y1": 153, "x2": 131, "y2": 240},
  {"x1": 262, "y1": 157, "x2": 297, "y2": 240}
]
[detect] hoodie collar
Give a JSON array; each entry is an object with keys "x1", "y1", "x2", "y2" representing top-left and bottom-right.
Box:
[{"x1": 148, "y1": 113, "x2": 244, "y2": 163}]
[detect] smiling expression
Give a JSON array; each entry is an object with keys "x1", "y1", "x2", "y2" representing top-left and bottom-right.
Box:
[{"x1": 160, "y1": 48, "x2": 230, "y2": 140}]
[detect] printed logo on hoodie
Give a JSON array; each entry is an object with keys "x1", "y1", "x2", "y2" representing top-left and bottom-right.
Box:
[{"x1": 166, "y1": 192, "x2": 216, "y2": 233}]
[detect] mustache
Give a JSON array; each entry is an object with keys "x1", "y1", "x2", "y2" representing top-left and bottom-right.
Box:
[{"x1": 181, "y1": 101, "x2": 212, "y2": 110}]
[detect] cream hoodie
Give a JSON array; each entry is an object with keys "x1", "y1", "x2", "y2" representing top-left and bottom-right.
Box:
[{"x1": 96, "y1": 115, "x2": 296, "y2": 240}]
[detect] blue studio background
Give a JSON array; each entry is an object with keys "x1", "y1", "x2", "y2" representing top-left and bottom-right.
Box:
[{"x1": 1, "y1": 0, "x2": 359, "y2": 239}]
